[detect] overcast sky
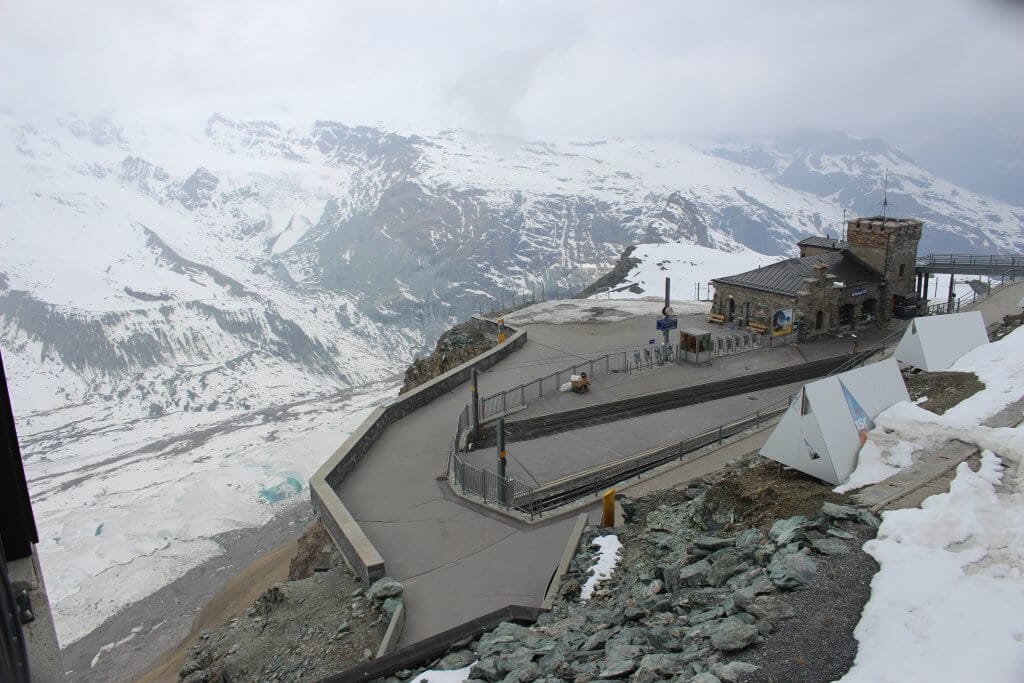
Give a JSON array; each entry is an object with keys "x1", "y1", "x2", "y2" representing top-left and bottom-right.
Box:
[{"x1": 2, "y1": 0, "x2": 1022, "y2": 144}]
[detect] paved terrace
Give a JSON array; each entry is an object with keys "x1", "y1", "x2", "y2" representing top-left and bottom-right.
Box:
[{"x1": 333, "y1": 301, "x2": 895, "y2": 645}]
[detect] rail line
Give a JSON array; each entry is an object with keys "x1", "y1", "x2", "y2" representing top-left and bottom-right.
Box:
[{"x1": 474, "y1": 355, "x2": 847, "y2": 447}]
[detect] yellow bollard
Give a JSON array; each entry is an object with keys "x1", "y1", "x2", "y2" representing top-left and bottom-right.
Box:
[
  {"x1": 496, "y1": 317, "x2": 506, "y2": 343},
  {"x1": 601, "y1": 488, "x2": 616, "y2": 527}
]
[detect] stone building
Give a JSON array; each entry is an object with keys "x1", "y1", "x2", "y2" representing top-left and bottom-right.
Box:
[{"x1": 710, "y1": 216, "x2": 923, "y2": 336}]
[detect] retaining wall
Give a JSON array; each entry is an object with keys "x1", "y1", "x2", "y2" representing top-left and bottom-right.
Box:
[{"x1": 309, "y1": 316, "x2": 527, "y2": 584}]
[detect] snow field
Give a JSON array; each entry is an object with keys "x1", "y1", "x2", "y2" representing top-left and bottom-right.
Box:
[{"x1": 836, "y1": 326, "x2": 1024, "y2": 681}]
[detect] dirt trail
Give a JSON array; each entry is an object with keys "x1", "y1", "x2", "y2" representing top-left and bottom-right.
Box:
[{"x1": 136, "y1": 540, "x2": 296, "y2": 682}]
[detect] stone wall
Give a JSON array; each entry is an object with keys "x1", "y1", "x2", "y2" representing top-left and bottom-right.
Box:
[
  {"x1": 846, "y1": 217, "x2": 922, "y2": 298},
  {"x1": 712, "y1": 268, "x2": 884, "y2": 335},
  {"x1": 309, "y1": 316, "x2": 528, "y2": 584}
]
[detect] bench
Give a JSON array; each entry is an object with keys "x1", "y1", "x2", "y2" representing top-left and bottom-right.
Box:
[
  {"x1": 747, "y1": 322, "x2": 768, "y2": 334},
  {"x1": 708, "y1": 313, "x2": 726, "y2": 324}
]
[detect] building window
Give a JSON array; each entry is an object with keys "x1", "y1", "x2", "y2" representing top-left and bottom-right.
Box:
[{"x1": 899, "y1": 263, "x2": 906, "y2": 277}]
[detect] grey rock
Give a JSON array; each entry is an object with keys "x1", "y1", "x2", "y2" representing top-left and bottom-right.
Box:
[
  {"x1": 637, "y1": 653, "x2": 695, "y2": 676},
  {"x1": 437, "y1": 649, "x2": 477, "y2": 670},
  {"x1": 757, "y1": 618, "x2": 773, "y2": 635},
  {"x1": 383, "y1": 596, "x2": 403, "y2": 618},
  {"x1": 471, "y1": 658, "x2": 502, "y2": 681},
  {"x1": 733, "y1": 528, "x2": 766, "y2": 549},
  {"x1": 708, "y1": 617, "x2": 759, "y2": 652},
  {"x1": 857, "y1": 509, "x2": 881, "y2": 529},
  {"x1": 767, "y1": 551, "x2": 817, "y2": 589},
  {"x1": 505, "y1": 663, "x2": 543, "y2": 682},
  {"x1": 694, "y1": 536, "x2": 735, "y2": 551},
  {"x1": 745, "y1": 595, "x2": 795, "y2": 622},
  {"x1": 597, "y1": 656, "x2": 636, "y2": 679},
  {"x1": 826, "y1": 527, "x2": 855, "y2": 539},
  {"x1": 709, "y1": 560, "x2": 750, "y2": 588},
  {"x1": 731, "y1": 586, "x2": 757, "y2": 610},
  {"x1": 646, "y1": 505, "x2": 690, "y2": 532},
  {"x1": 688, "y1": 607, "x2": 725, "y2": 625},
  {"x1": 811, "y1": 537, "x2": 851, "y2": 555},
  {"x1": 366, "y1": 577, "x2": 404, "y2": 600},
  {"x1": 768, "y1": 516, "x2": 810, "y2": 546},
  {"x1": 713, "y1": 661, "x2": 761, "y2": 682},
  {"x1": 668, "y1": 559, "x2": 711, "y2": 590},
  {"x1": 821, "y1": 502, "x2": 860, "y2": 520},
  {"x1": 643, "y1": 579, "x2": 664, "y2": 597},
  {"x1": 752, "y1": 545, "x2": 775, "y2": 566},
  {"x1": 690, "y1": 673, "x2": 722, "y2": 683},
  {"x1": 582, "y1": 628, "x2": 616, "y2": 651}
]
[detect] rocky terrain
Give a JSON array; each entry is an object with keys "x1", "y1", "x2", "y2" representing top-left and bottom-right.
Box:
[
  {"x1": 401, "y1": 455, "x2": 882, "y2": 682},
  {"x1": 401, "y1": 321, "x2": 497, "y2": 393},
  {"x1": 174, "y1": 523, "x2": 402, "y2": 682}
]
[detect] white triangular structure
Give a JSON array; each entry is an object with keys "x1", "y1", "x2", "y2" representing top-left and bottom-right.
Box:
[
  {"x1": 760, "y1": 358, "x2": 909, "y2": 485},
  {"x1": 893, "y1": 311, "x2": 988, "y2": 371}
]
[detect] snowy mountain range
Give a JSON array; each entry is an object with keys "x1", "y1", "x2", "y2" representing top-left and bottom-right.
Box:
[
  {"x1": 1, "y1": 111, "x2": 1021, "y2": 647},
  {"x1": 3, "y1": 113, "x2": 1021, "y2": 415}
]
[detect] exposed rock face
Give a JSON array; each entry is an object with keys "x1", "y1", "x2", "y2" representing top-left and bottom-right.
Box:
[{"x1": 400, "y1": 321, "x2": 495, "y2": 393}]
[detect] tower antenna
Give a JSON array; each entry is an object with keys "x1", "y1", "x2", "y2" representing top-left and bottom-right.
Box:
[{"x1": 880, "y1": 169, "x2": 891, "y2": 220}]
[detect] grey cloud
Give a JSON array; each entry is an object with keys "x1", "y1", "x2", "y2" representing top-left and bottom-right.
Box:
[{"x1": 1, "y1": 0, "x2": 1022, "y2": 144}]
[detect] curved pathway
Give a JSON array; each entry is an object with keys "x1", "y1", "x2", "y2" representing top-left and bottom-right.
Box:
[{"x1": 334, "y1": 311, "x2": 891, "y2": 645}]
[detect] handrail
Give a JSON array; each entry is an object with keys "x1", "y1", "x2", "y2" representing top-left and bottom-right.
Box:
[{"x1": 452, "y1": 325, "x2": 905, "y2": 516}]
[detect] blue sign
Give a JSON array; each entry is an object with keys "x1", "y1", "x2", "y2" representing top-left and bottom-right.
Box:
[
  {"x1": 850, "y1": 288, "x2": 868, "y2": 297},
  {"x1": 656, "y1": 317, "x2": 679, "y2": 331},
  {"x1": 649, "y1": 339, "x2": 656, "y2": 345}
]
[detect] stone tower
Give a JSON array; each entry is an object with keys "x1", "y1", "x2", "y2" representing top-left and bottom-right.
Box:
[{"x1": 845, "y1": 216, "x2": 923, "y2": 299}]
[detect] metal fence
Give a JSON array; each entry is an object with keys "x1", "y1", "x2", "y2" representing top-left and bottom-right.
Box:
[
  {"x1": 924, "y1": 274, "x2": 1015, "y2": 315},
  {"x1": 449, "y1": 326, "x2": 905, "y2": 516},
  {"x1": 478, "y1": 331, "x2": 770, "y2": 421},
  {"x1": 450, "y1": 454, "x2": 538, "y2": 516}
]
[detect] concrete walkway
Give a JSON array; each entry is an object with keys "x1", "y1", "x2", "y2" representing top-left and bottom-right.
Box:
[
  {"x1": 966, "y1": 280, "x2": 1024, "y2": 324},
  {"x1": 333, "y1": 310, "x2": 905, "y2": 645}
]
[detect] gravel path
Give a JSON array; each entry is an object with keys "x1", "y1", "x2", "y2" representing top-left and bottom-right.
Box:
[{"x1": 743, "y1": 527, "x2": 878, "y2": 682}]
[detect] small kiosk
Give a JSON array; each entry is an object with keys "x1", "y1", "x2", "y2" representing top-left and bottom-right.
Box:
[{"x1": 679, "y1": 328, "x2": 712, "y2": 365}]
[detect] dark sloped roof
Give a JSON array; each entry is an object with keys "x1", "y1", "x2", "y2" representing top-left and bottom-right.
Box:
[
  {"x1": 797, "y1": 236, "x2": 847, "y2": 250},
  {"x1": 712, "y1": 251, "x2": 882, "y2": 297}
]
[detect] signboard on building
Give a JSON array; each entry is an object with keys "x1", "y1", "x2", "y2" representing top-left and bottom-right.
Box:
[
  {"x1": 850, "y1": 288, "x2": 868, "y2": 297},
  {"x1": 771, "y1": 308, "x2": 794, "y2": 337}
]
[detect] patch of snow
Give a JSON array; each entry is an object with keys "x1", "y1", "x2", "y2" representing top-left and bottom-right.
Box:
[
  {"x1": 594, "y1": 242, "x2": 782, "y2": 302},
  {"x1": 408, "y1": 663, "x2": 476, "y2": 682},
  {"x1": 580, "y1": 534, "x2": 622, "y2": 602},
  {"x1": 838, "y1": 449, "x2": 1024, "y2": 683},
  {"x1": 504, "y1": 298, "x2": 709, "y2": 326}
]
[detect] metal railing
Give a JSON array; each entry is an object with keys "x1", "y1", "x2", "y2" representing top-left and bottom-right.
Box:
[
  {"x1": 924, "y1": 272, "x2": 1015, "y2": 315},
  {"x1": 917, "y1": 253, "x2": 1024, "y2": 270},
  {"x1": 449, "y1": 326, "x2": 904, "y2": 516},
  {"x1": 478, "y1": 331, "x2": 770, "y2": 421}
]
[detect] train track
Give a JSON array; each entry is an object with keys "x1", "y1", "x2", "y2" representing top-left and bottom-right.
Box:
[{"x1": 475, "y1": 355, "x2": 848, "y2": 447}]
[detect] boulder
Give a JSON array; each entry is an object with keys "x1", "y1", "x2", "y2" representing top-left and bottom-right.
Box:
[
  {"x1": 744, "y1": 595, "x2": 795, "y2": 623},
  {"x1": 708, "y1": 617, "x2": 759, "y2": 652},
  {"x1": 366, "y1": 577, "x2": 403, "y2": 600},
  {"x1": 767, "y1": 551, "x2": 817, "y2": 589},
  {"x1": 821, "y1": 502, "x2": 860, "y2": 520},
  {"x1": 811, "y1": 537, "x2": 850, "y2": 555},
  {"x1": 768, "y1": 516, "x2": 810, "y2": 546},
  {"x1": 713, "y1": 661, "x2": 761, "y2": 682},
  {"x1": 694, "y1": 536, "x2": 736, "y2": 551}
]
